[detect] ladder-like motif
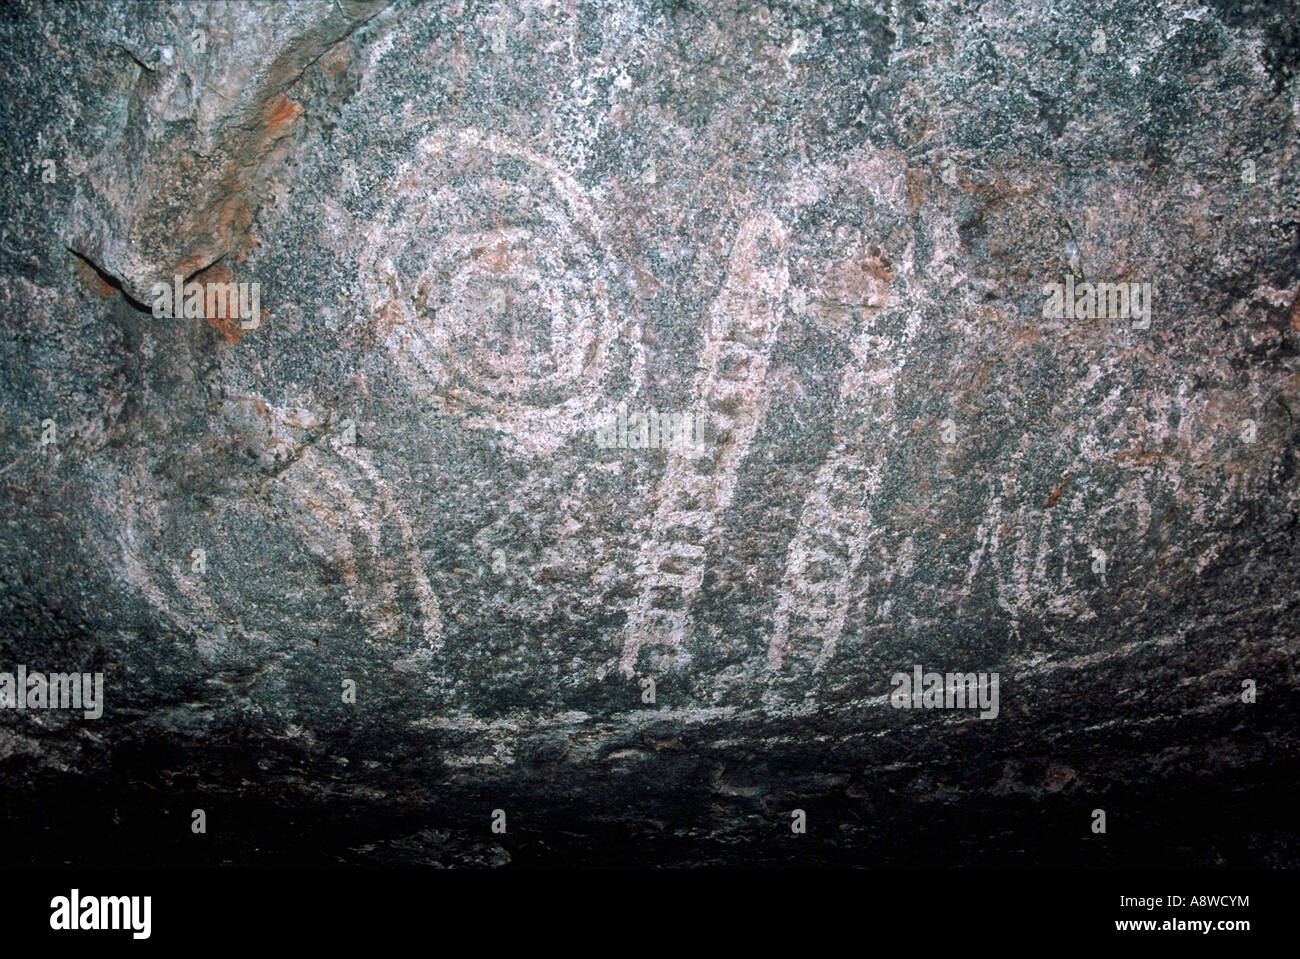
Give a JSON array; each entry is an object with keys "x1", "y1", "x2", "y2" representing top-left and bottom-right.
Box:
[{"x1": 616, "y1": 212, "x2": 791, "y2": 677}]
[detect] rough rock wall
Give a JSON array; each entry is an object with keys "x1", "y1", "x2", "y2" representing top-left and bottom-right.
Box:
[{"x1": 1, "y1": 0, "x2": 1298, "y2": 866}]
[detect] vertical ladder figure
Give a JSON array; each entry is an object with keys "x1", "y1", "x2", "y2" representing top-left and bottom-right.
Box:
[{"x1": 616, "y1": 212, "x2": 790, "y2": 677}]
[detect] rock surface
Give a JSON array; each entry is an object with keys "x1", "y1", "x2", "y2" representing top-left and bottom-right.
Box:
[{"x1": 1, "y1": 0, "x2": 1298, "y2": 866}]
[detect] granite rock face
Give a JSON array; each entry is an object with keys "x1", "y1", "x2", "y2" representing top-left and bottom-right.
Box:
[{"x1": 1, "y1": 0, "x2": 1298, "y2": 866}]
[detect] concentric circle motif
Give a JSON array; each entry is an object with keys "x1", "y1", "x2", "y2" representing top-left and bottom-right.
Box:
[{"x1": 358, "y1": 127, "x2": 630, "y2": 455}]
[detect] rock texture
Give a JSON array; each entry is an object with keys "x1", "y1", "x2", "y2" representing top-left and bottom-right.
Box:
[{"x1": 1, "y1": 0, "x2": 1298, "y2": 866}]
